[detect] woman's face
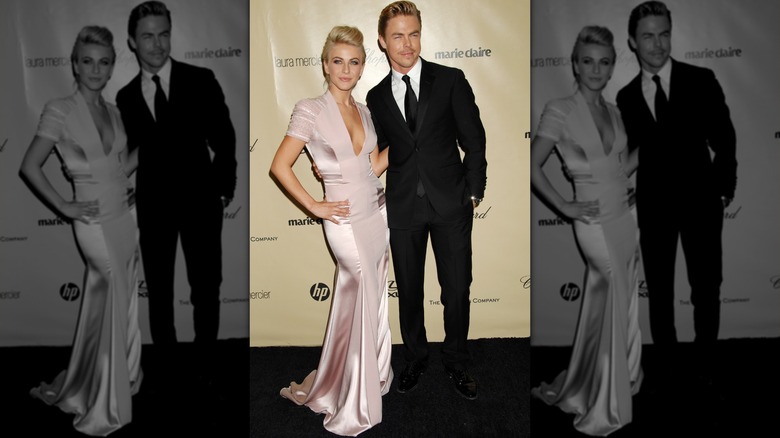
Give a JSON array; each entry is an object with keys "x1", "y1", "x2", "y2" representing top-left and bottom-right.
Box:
[
  {"x1": 75, "y1": 43, "x2": 114, "y2": 92},
  {"x1": 574, "y1": 43, "x2": 614, "y2": 92},
  {"x1": 325, "y1": 43, "x2": 365, "y2": 92}
]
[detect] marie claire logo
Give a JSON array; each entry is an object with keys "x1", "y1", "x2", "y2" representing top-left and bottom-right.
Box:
[
  {"x1": 0, "y1": 290, "x2": 21, "y2": 299},
  {"x1": 60, "y1": 282, "x2": 80, "y2": 301},
  {"x1": 1, "y1": 236, "x2": 28, "y2": 242},
  {"x1": 560, "y1": 283, "x2": 581, "y2": 302},
  {"x1": 685, "y1": 46, "x2": 742, "y2": 60},
  {"x1": 771, "y1": 275, "x2": 780, "y2": 290},
  {"x1": 289, "y1": 217, "x2": 322, "y2": 226},
  {"x1": 310, "y1": 283, "x2": 331, "y2": 301},
  {"x1": 251, "y1": 290, "x2": 271, "y2": 299},
  {"x1": 538, "y1": 216, "x2": 569, "y2": 227},
  {"x1": 435, "y1": 46, "x2": 492, "y2": 60},
  {"x1": 38, "y1": 217, "x2": 69, "y2": 227},
  {"x1": 251, "y1": 236, "x2": 279, "y2": 242},
  {"x1": 388, "y1": 280, "x2": 398, "y2": 298},
  {"x1": 184, "y1": 46, "x2": 242, "y2": 60}
]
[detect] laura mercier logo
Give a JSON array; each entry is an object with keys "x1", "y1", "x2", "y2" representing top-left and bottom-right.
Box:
[
  {"x1": 251, "y1": 290, "x2": 271, "y2": 299},
  {"x1": 560, "y1": 283, "x2": 581, "y2": 302},
  {"x1": 59, "y1": 283, "x2": 80, "y2": 301},
  {"x1": 310, "y1": 283, "x2": 331, "y2": 302}
]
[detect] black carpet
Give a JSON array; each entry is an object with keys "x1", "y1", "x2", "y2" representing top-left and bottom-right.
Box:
[
  {"x1": 250, "y1": 337, "x2": 530, "y2": 437},
  {"x1": 530, "y1": 338, "x2": 780, "y2": 437},
  {"x1": 0, "y1": 339, "x2": 249, "y2": 437}
]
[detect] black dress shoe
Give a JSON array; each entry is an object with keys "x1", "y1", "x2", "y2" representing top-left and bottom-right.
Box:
[
  {"x1": 397, "y1": 360, "x2": 428, "y2": 393},
  {"x1": 445, "y1": 366, "x2": 477, "y2": 400}
]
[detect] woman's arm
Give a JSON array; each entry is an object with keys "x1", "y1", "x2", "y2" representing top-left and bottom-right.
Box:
[
  {"x1": 369, "y1": 145, "x2": 389, "y2": 177},
  {"x1": 19, "y1": 136, "x2": 97, "y2": 223},
  {"x1": 622, "y1": 146, "x2": 638, "y2": 177},
  {"x1": 270, "y1": 135, "x2": 350, "y2": 224},
  {"x1": 122, "y1": 146, "x2": 139, "y2": 177},
  {"x1": 530, "y1": 135, "x2": 598, "y2": 222}
]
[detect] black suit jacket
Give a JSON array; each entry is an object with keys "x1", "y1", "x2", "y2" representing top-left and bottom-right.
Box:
[
  {"x1": 116, "y1": 59, "x2": 236, "y2": 220},
  {"x1": 366, "y1": 58, "x2": 487, "y2": 229},
  {"x1": 616, "y1": 59, "x2": 736, "y2": 227}
]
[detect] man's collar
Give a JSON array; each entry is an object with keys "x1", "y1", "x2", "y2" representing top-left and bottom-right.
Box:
[{"x1": 141, "y1": 57, "x2": 172, "y2": 82}]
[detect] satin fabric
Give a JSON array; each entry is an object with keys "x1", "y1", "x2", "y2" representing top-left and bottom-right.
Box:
[
  {"x1": 280, "y1": 91, "x2": 393, "y2": 437},
  {"x1": 30, "y1": 91, "x2": 143, "y2": 436},
  {"x1": 532, "y1": 91, "x2": 643, "y2": 436}
]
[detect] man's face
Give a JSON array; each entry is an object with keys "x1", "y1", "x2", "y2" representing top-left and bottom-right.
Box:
[
  {"x1": 629, "y1": 15, "x2": 671, "y2": 74},
  {"x1": 129, "y1": 15, "x2": 171, "y2": 74},
  {"x1": 378, "y1": 15, "x2": 421, "y2": 74}
]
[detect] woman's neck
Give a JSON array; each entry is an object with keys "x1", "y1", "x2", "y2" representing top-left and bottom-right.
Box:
[
  {"x1": 79, "y1": 86, "x2": 104, "y2": 107},
  {"x1": 329, "y1": 86, "x2": 354, "y2": 107}
]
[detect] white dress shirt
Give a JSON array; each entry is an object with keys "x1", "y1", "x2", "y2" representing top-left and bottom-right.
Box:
[
  {"x1": 640, "y1": 58, "x2": 672, "y2": 121},
  {"x1": 390, "y1": 59, "x2": 422, "y2": 122},
  {"x1": 140, "y1": 58, "x2": 172, "y2": 121}
]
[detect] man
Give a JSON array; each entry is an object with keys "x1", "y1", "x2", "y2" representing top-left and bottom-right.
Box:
[
  {"x1": 366, "y1": 1, "x2": 487, "y2": 400},
  {"x1": 116, "y1": 1, "x2": 236, "y2": 374},
  {"x1": 616, "y1": 1, "x2": 737, "y2": 386}
]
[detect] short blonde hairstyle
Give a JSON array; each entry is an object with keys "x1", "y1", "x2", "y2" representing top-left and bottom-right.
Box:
[
  {"x1": 320, "y1": 26, "x2": 366, "y2": 80},
  {"x1": 70, "y1": 25, "x2": 116, "y2": 80}
]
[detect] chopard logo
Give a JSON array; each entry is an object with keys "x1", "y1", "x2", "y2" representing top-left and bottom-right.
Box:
[
  {"x1": 250, "y1": 139, "x2": 257, "y2": 152},
  {"x1": 224, "y1": 205, "x2": 241, "y2": 220},
  {"x1": 520, "y1": 275, "x2": 530, "y2": 290},
  {"x1": 474, "y1": 206, "x2": 491, "y2": 220},
  {"x1": 560, "y1": 283, "x2": 581, "y2": 302},
  {"x1": 0, "y1": 138, "x2": 7, "y2": 152},
  {"x1": 724, "y1": 205, "x2": 741, "y2": 220}
]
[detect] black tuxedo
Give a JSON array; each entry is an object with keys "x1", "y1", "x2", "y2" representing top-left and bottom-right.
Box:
[
  {"x1": 116, "y1": 59, "x2": 236, "y2": 346},
  {"x1": 366, "y1": 58, "x2": 486, "y2": 369},
  {"x1": 616, "y1": 59, "x2": 736, "y2": 349}
]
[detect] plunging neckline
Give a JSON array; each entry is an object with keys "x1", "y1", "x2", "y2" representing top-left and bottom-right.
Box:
[
  {"x1": 328, "y1": 91, "x2": 366, "y2": 157},
  {"x1": 78, "y1": 90, "x2": 115, "y2": 157},
  {"x1": 579, "y1": 91, "x2": 615, "y2": 157}
]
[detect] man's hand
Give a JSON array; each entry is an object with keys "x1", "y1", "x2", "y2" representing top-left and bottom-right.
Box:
[
  {"x1": 721, "y1": 196, "x2": 733, "y2": 209},
  {"x1": 221, "y1": 196, "x2": 233, "y2": 208}
]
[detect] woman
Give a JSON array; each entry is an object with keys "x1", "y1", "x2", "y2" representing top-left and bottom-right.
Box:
[
  {"x1": 20, "y1": 26, "x2": 142, "y2": 436},
  {"x1": 270, "y1": 25, "x2": 392, "y2": 437},
  {"x1": 530, "y1": 26, "x2": 643, "y2": 436}
]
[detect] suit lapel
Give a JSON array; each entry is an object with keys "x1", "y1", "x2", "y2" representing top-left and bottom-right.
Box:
[{"x1": 414, "y1": 59, "x2": 435, "y2": 139}]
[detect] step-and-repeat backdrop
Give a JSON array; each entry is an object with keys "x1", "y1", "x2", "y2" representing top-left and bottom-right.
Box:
[
  {"x1": 531, "y1": 0, "x2": 780, "y2": 345},
  {"x1": 250, "y1": 0, "x2": 531, "y2": 346},
  {"x1": 0, "y1": 0, "x2": 249, "y2": 346}
]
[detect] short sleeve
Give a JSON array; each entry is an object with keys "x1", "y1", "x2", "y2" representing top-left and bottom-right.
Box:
[
  {"x1": 535, "y1": 100, "x2": 567, "y2": 143},
  {"x1": 285, "y1": 99, "x2": 318, "y2": 143},
  {"x1": 35, "y1": 100, "x2": 67, "y2": 142}
]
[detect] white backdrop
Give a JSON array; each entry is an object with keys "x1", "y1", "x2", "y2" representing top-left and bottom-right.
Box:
[
  {"x1": 0, "y1": 0, "x2": 249, "y2": 346},
  {"x1": 530, "y1": 0, "x2": 780, "y2": 345},
  {"x1": 250, "y1": 0, "x2": 531, "y2": 347}
]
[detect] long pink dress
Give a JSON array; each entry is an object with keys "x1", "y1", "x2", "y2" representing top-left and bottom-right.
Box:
[
  {"x1": 29, "y1": 91, "x2": 143, "y2": 436},
  {"x1": 279, "y1": 90, "x2": 394, "y2": 436},
  {"x1": 531, "y1": 91, "x2": 643, "y2": 436}
]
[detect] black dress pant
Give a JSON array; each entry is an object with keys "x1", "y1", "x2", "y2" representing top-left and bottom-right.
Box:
[
  {"x1": 390, "y1": 194, "x2": 473, "y2": 370},
  {"x1": 139, "y1": 195, "x2": 224, "y2": 347}
]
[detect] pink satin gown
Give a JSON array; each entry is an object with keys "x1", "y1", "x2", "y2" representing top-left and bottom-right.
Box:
[
  {"x1": 531, "y1": 91, "x2": 643, "y2": 436},
  {"x1": 29, "y1": 91, "x2": 143, "y2": 436},
  {"x1": 280, "y1": 90, "x2": 394, "y2": 436}
]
